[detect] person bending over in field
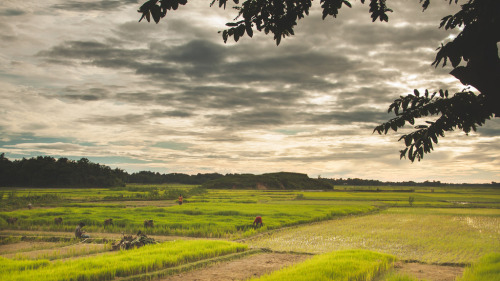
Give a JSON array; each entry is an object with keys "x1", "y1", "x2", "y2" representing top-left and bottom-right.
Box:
[
  {"x1": 253, "y1": 216, "x2": 263, "y2": 228},
  {"x1": 75, "y1": 222, "x2": 90, "y2": 239}
]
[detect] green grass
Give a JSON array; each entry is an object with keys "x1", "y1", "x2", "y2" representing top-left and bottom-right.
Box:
[
  {"x1": 0, "y1": 240, "x2": 247, "y2": 281},
  {"x1": 0, "y1": 203, "x2": 375, "y2": 238},
  {"x1": 0, "y1": 257, "x2": 50, "y2": 273},
  {"x1": 298, "y1": 189, "x2": 500, "y2": 208},
  {"x1": 458, "y1": 253, "x2": 500, "y2": 281},
  {"x1": 248, "y1": 207, "x2": 500, "y2": 264},
  {"x1": 249, "y1": 249, "x2": 396, "y2": 281}
]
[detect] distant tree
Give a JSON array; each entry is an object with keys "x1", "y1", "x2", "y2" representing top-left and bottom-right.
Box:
[
  {"x1": 408, "y1": 196, "x2": 415, "y2": 207},
  {"x1": 137, "y1": 0, "x2": 499, "y2": 161}
]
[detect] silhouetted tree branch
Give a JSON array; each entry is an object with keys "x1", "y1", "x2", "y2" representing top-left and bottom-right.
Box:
[{"x1": 137, "y1": 0, "x2": 499, "y2": 162}]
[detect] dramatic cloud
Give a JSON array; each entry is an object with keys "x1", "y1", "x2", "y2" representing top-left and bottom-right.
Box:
[{"x1": 0, "y1": 0, "x2": 498, "y2": 183}]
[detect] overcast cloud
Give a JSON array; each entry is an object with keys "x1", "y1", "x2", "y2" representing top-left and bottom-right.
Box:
[{"x1": 0, "y1": 0, "x2": 498, "y2": 183}]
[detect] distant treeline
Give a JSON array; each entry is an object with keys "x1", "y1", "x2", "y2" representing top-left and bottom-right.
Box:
[
  {"x1": 0, "y1": 154, "x2": 223, "y2": 188},
  {"x1": 201, "y1": 172, "x2": 334, "y2": 190},
  {"x1": 323, "y1": 178, "x2": 500, "y2": 188},
  {"x1": 0, "y1": 154, "x2": 498, "y2": 188},
  {"x1": 0, "y1": 154, "x2": 127, "y2": 187},
  {"x1": 127, "y1": 171, "x2": 223, "y2": 185}
]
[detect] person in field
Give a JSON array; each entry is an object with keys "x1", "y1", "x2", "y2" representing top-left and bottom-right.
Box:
[
  {"x1": 75, "y1": 222, "x2": 90, "y2": 239},
  {"x1": 253, "y1": 216, "x2": 263, "y2": 228},
  {"x1": 178, "y1": 194, "x2": 183, "y2": 205}
]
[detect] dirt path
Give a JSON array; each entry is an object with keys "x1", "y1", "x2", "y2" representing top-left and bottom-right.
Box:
[
  {"x1": 2, "y1": 242, "x2": 108, "y2": 259},
  {"x1": 393, "y1": 262, "x2": 464, "y2": 281},
  {"x1": 0, "y1": 230, "x2": 201, "y2": 242},
  {"x1": 0, "y1": 241, "x2": 60, "y2": 255},
  {"x1": 160, "y1": 252, "x2": 311, "y2": 281}
]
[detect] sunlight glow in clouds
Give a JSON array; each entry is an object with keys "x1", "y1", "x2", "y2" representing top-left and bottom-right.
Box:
[{"x1": 0, "y1": 0, "x2": 498, "y2": 183}]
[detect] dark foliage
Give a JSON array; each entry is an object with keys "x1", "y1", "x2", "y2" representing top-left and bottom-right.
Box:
[
  {"x1": 0, "y1": 153, "x2": 224, "y2": 187},
  {"x1": 326, "y1": 177, "x2": 499, "y2": 188},
  {"x1": 127, "y1": 171, "x2": 223, "y2": 184},
  {"x1": 201, "y1": 172, "x2": 335, "y2": 190},
  {"x1": 376, "y1": 0, "x2": 499, "y2": 161},
  {"x1": 0, "y1": 153, "x2": 127, "y2": 187}
]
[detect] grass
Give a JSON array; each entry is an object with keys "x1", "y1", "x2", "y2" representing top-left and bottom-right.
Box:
[
  {"x1": 12, "y1": 242, "x2": 113, "y2": 260},
  {"x1": 248, "y1": 207, "x2": 500, "y2": 264},
  {"x1": 0, "y1": 203, "x2": 375, "y2": 238},
  {"x1": 458, "y1": 253, "x2": 500, "y2": 281},
  {"x1": 0, "y1": 240, "x2": 247, "y2": 281},
  {"x1": 249, "y1": 249, "x2": 396, "y2": 281},
  {"x1": 0, "y1": 257, "x2": 50, "y2": 273},
  {"x1": 1, "y1": 186, "x2": 499, "y2": 281}
]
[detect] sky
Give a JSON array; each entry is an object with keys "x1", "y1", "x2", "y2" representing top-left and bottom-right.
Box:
[{"x1": 0, "y1": 0, "x2": 498, "y2": 183}]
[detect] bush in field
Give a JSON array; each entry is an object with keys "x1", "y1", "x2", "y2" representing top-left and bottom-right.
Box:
[{"x1": 408, "y1": 196, "x2": 415, "y2": 207}]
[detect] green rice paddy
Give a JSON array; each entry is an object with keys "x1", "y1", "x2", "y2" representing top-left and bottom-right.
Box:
[
  {"x1": 250, "y1": 249, "x2": 396, "y2": 281},
  {"x1": 1, "y1": 185, "x2": 499, "y2": 280}
]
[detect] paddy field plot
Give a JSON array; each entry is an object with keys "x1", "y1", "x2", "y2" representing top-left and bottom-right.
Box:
[
  {"x1": 1, "y1": 186, "x2": 499, "y2": 281},
  {"x1": 0, "y1": 240, "x2": 247, "y2": 281},
  {"x1": 248, "y1": 207, "x2": 500, "y2": 264},
  {"x1": 0, "y1": 202, "x2": 375, "y2": 238}
]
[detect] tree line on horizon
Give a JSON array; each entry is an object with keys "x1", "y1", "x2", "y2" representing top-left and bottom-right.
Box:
[{"x1": 0, "y1": 154, "x2": 497, "y2": 188}]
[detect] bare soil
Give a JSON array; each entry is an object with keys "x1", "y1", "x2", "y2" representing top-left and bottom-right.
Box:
[
  {"x1": 393, "y1": 261, "x2": 464, "y2": 281},
  {"x1": 2, "y1": 242, "x2": 107, "y2": 259},
  {"x1": 160, "y1": 252, "x2": 311, "y2": 281},
  {"x1": 0, "y1": 241, "x2": 60, "y2": 255},
  {"x1": 0, "y1": 230, "x2": 198, "y2": 242}
]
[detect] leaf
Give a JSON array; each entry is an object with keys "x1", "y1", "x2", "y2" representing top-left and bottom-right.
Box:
[
  {"x1": 400, "y1": 148, "x2": 408, "y2": 159},
  {"x1": 222, "y1": 30, "x2": 228, "y2": 43},
  {"x1": 404, "y1": 136, "x2": 412, "y2": 147},
  {"x1": 151, "y1": 5, "x2": 161, "y2": 23},
  {"x1": 390, "y1": 122, "x2": 398, "y2": 132},
  {"x1": 246, "y1": 24, "x2": 253, "y2": 37},
  {"x1": 409, "y1": 145, "x2": 414, "y2": 162},
  {"x1": 431, "y1": 134, "x2": 438, "y2": 144}
]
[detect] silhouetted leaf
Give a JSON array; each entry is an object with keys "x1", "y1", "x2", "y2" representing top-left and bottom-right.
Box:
[{"x1": 151, "y1": 5, "x2": 161, "y2": 23}]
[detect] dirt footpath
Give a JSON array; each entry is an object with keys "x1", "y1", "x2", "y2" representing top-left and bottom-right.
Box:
[
  {"x1": 394, "y1": 262, "x2": 464, "y2": 281},
  {"x1": 161, "y1": 253, "x2": 311, "y2": 281}
]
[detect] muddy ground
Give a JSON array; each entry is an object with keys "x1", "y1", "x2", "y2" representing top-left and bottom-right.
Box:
[
  {"x1": 161, "y1": 252, "x2": 311, "y2": 281},
  {"x1": 393, "y1": 261, "x2": 464, "y2": 281}
]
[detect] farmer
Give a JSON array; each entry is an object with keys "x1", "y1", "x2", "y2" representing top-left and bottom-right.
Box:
[
  {"x1": 253, "y1": 216, "x2": 263, "y2": 228},
  {"x1": 178, "y1": 194, "x2": 183, "y2": 205},
  {"x1": 75, "y1": 222, "x2": 90, "y2": 239}
]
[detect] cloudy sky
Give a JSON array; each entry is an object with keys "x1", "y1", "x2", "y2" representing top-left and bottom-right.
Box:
[{"x1": 0, "y1": 0, "x2": 498, "y2": 183}]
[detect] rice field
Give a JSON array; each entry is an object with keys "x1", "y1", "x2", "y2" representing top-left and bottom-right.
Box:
[
  {"x1": 248, "y1": 207, "x2": 500, "y2": 264},
  {"x1": 1, "y1": 186, "x2": 499, "y2": 281},
  {"x1": 458, "y1": 252, "x2": 500, "y2": 281},
  {"x1": 249, "y1": 249, "x2": 396, "y2": 281},
  {"x1": 0, "y1": 240, "x2": 247, "y2": 281},
  {"x1": 0, "y1": 202, "x2": 375, "y2": 238}
]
